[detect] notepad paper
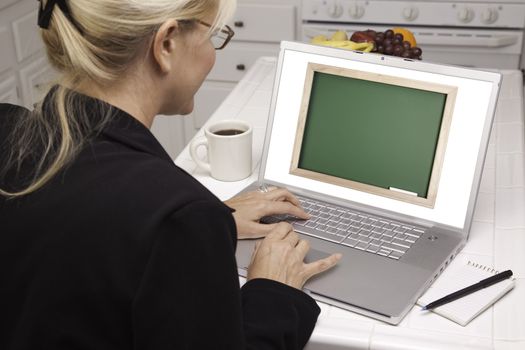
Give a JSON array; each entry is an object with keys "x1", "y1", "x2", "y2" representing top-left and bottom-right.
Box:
[{"x1": 417, "y1": 260, "x2": 515, "y2": 326}]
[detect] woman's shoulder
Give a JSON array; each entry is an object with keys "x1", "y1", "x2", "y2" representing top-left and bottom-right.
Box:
[
  {"x1": 0, "y1": 104, "x2": 29, "y2": 148},
  {"x1": 73, "y1": 142, "x2": 224, "y2": 214},
  {"x1": 0, "y1": 103, "x2": 27, "y2": 113},
  {"x1": 0, "y1": 103, "x2": 29, "y2": 125}
]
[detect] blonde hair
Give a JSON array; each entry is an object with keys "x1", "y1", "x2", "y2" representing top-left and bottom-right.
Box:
[{"x1": 0, "y1": 0, "x2": 236, "y2": 198}]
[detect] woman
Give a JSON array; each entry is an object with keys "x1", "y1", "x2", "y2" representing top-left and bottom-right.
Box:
[{"x1": 0, "y1": 0, "x2": 341, "y2": 349}]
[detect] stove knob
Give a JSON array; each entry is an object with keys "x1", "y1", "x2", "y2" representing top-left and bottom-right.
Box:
[
  {"x1": 402, "y1": 6, "x2": 419, "y2": 21},
  {"x1": 457, "y1": 7, "x2": 474, "y2": 23},
  {"x1": 348, "y1": 3, "x2": 365, "y2": 19},
  {"x1": 481, "y1": 8, "x2": 499, "y2": 24},
  {"x1": 327, "y1": 3, "x2": 343, "y2": 19}
]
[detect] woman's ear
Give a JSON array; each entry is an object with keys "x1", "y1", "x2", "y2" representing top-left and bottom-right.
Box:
[{"x1": 151, "y1": 19, "x2": 180, "y2": 74}]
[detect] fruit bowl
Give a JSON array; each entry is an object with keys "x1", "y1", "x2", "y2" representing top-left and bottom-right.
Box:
[
  {"x1": 351, "y1": 28, "x2": 423, "y2": 59},
  {"x1": 310, "y1": 28, "x2": 423, "y2": 59}
]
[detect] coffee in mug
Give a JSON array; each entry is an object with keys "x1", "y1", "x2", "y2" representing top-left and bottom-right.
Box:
[
  {"x1": 213, "y1": 129, "x2": 246, "y2": 136},
  {"x1": 189, "y1": 120, "x2": 252, "y2": 181}
]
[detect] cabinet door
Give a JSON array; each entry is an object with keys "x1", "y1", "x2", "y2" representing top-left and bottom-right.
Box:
[
  {"x1": 0, "y1": 23, "x2": 14, "y2": 74},
  {"x1": 150, "y1": 115, "x2": 187, "y2": 160},
  {"x1": 208, "y1": 42, "x2": 280, "y2": 82},
  {"x1": 12, "y1": 10, "x2": 44, "y2": 62},
  {"x1": 0, "y1": 0, "x2": 18, "y2": 11},
  {"x1": 230, "y1": 4, "x2": 296, "y2": 42},
  {"x1": 0, "y1": 76, "x2": 18, "y2": 104},
  {"x1": 184, "y1": 81, "x2": 235, "y2": 141},
  {"x1": 19, "y1": 56, "x2": 58, "y2": 108}
]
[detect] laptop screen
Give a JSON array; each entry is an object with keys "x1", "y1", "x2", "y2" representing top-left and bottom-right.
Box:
[
  {"x1": 290, "y1": 63, "x2": 457, "y2": 209},
  {"x1": 262, "y1": 44, "x2": 499, "y2": 230}
]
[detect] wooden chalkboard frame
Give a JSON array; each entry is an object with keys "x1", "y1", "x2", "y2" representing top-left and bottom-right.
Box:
[{"x1": 290, "y1": 63, "x2": 457, "y2": 208}]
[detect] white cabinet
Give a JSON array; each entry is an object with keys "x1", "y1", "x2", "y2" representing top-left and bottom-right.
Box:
[
  {"x1": 208, "y1": 41, "x2": 282, "y2": 82},
  {"x1": 19, "y1": 56, "x2": 58, "y2": 107},
  {"x1": 192, "y1": 81, "x2": 236, "y2": 128},
  {"x1": 0, "y1": 0, "x2": 55, "y2": 110},
  {"x1": 229, "y1": 3, "x2": 296, "y2": 43},
  {"x1": 0, "y1": 76, "x2": 19, "y2": 104},
  {"x1": 150, "y1": 115, "x2": 187, "y2": 160},
  {"x1": 12, "y1": 10, "x2": 43, "y2": 63},
  {"x1": 0, "y1": 25, "x2": 14, "y2": 74}
]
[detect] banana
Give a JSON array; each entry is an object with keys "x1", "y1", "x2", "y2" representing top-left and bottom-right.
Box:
[
  {"x1": 331, "y1": 30, "x2": 348, "y2": 41},
  {"x1": 316, "y1": 40, "x2": 374, "y2": 52},
  {"x1": 363, "y1": 42, "x2": 374, "y2": 52},
  {"x1": 311, "y1": 34, "x2": 328, "y2": 44}
]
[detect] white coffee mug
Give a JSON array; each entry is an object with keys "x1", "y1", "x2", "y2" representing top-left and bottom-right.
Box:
[{"x1": 189, "y1": 120, "x2": 252, "y2": 181}]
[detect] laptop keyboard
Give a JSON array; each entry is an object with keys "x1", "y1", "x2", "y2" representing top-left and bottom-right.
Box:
[{"x1": 262, "y1": 195, "x2": 426, "y2": 260}]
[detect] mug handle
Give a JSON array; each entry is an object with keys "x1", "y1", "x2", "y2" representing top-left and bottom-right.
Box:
[{"x1": 189, "y1": 136, "x2": 211, "y2": 173}]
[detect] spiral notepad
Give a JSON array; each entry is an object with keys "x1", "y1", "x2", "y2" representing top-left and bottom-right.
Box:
[{"x1": 417, "y1": 260, "x2": 515, "y2": 326}]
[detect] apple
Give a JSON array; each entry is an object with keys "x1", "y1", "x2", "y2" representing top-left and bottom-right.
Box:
[{"x1": 350, "y1": 31, "x2": 375, "y2": 43}]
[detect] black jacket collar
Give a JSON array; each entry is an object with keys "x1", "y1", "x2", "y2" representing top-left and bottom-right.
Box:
[{"x1": 42, "y1": 86, "x2": 174, "y2": 163}]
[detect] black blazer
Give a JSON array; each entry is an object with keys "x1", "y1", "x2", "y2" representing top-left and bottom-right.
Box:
[{"x1": 0, "y1": 94, "x2": 319, "y2": 350}]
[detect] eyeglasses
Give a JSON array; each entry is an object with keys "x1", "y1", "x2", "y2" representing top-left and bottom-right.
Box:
[{"x1": 195, "y1": 20, "x2": 235, "y2": 50}]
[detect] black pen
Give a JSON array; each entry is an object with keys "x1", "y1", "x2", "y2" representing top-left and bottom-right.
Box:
[{"x1": 422, "y1": 269, "x2": 513, "y2": 310}]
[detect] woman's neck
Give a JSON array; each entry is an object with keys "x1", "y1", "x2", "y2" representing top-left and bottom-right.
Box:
[{"x1": 74, "y1": 72, "x2": 160, "y2": 129}]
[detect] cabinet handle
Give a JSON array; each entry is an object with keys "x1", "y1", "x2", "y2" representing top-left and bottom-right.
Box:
[
  {"x1": 236, "y1": 64, "x2": 246, "y2": 71},
  {"x1": 234, "y1": 21, "x2": 244, "y2": 28}
]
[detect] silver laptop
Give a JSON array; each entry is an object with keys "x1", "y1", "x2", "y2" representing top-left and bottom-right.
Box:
[{"x1": 235, "y1": 41, "x2": 501, "y2": 325}]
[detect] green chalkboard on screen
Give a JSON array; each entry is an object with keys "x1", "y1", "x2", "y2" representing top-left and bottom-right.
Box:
[{"x1": 290, "y1": 63, "x2": 457, "y2": 208}]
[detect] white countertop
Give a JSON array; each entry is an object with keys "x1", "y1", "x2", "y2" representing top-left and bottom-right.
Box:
[{"x1": 175, "y1": 57, "x2": 525, "y2": 350}]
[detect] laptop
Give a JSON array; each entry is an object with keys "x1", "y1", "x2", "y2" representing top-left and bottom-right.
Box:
[{"x1": 235, "y1": 41, "x2": 501, "y2": 325}]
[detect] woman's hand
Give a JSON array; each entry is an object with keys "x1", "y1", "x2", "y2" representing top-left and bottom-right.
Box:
[
  {"x1": 247, "y1": 223, "x2": 342, "y2": 289},
  {"x1": 224, "y1": 187, "x2": 310, "y2": 239}
]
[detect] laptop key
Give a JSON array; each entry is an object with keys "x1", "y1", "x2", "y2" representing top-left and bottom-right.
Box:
[
  {"x1": 305, "y1": 221, "x2": 318, "y2": 228},
  {"x1": 325, "y1": 227, "x2": 337, "y2": 234},
  {"x1": 293, "y1": 219, "x2": 308, "y2": 227},
  {"x1": 341, "y1": 238, "x2": 358, "y2": 247},
  {"x1": 388, "y1": 251, "x2": 404, "y2": 260},
  {"x1": 394, "y1": 232, "x2": 408, "y2": 240},
  {"x1": 377, "y1": 248, "x2": 391, "y2": 256},
  {"x1": 405, "y1": 230, "x2": 422, "y2": 238},
  {"x1": 348, "y1": 233, "x2": 360, "y2": 241},
  {"x1": 381, "y1": 244, "x2": 406, "y2": 254},
  {"x1": 298, "y1": 229, "x2": 340, "y2": 243},
  {"x1": 358, "y1": 236, "x2": 372, "y2": 244},
  {"x1": 370, "y1": 232, "x2": 383, "y2": 240},
  {"x1": 367, "y1": 245, "x2": 380, "y2": 253},
  {"x1": 340, "y1": 218, "x2": 352, "y2": 225},
  {"x1": 336, "y1": 229, "x2": 349, "y2": 240},
  {"x1": 358, "y1": 229, "x2": 371, "y2": 237},
  {"x1": 362, "y1": 218, "x2": 375, "y2": 225},
  {"x1": 383, "y1": 230, "x2": 394, "y2": 237},
  {"x1": 380, "y1": 236, "x2": 393, "y2": 243},
  {"x1": 355, "y1": 241, "x2": 368, "y2": 250},
  {"x1": 391, "y1": 240, "x2": 410, "y2": 249},
  {"x1": 337, "y1": 223, "x2": 350, "y2": 230},
  {"x1": 327, "y1": 220, "x2": 339, "y2": 228}
]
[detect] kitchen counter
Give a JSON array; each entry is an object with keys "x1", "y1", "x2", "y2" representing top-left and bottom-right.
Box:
[{"x1": 175, "y1": 57, "x2": 525, "y2": 350}]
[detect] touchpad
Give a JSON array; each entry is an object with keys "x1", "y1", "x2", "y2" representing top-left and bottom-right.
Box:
[{"x1": 304, "y1": 248, "x2": 331, "y2": 264}]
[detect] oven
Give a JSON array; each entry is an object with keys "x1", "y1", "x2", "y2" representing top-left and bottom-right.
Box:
[{"x1": 301, "y1": 0, "x2": 525, "y2": 69}]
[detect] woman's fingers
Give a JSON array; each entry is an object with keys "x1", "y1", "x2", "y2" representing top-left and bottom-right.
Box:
[
  {"x1": 266, "y1": 222, "x2": 294, "y2": 240},
  {"x1": 262, "y1": 187, "x2": 301, "y2": 207},
  {"x1": 258, "y1": 200, "x2": 310, "y2": 220},
  {"x1": 303, "y1": 253, "x2": 343, "y2": 280},
  {"x1": 282, "y1": 229, "x2": 300, "y2": 247}
]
